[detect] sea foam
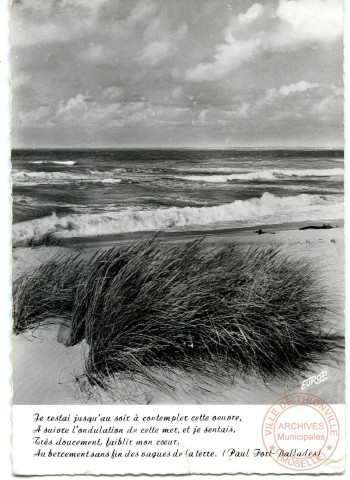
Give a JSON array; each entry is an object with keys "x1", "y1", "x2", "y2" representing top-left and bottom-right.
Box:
[
  {"x1": 13, "y1": 192, "x2": 343, "y2": 244},
  {"x1": 29, "y1": 160, "x2": 77, "y2": 165},
  {"x1": 180, "y1": 168, "x2": 344, "y2": 183},
  {"x1": 12, "y1": 169, "x2": 123, "y2": 186}
]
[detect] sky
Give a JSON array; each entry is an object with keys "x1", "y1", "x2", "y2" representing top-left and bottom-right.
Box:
[{"x1": 10, "y1": 0, "x2": 344, "y2": 149}]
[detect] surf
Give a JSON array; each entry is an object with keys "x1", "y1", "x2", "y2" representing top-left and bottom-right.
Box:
[
  {"x1": 29, "y1": 160, "x2": 77, "y2": 165},
  {"x1": 180, "y1": 168, "x2": 344, "y2": 183},
  {"x1": 12, "y1": 192, "x2": 343, "y2": 244},
  {"x1": 12, "y1": 169, "x2": 123, "y2": 186}
]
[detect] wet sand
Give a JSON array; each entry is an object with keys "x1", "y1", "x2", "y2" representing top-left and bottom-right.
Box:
[{"x1": 12, "y1": 222, "x2": 345, "y2": 405}]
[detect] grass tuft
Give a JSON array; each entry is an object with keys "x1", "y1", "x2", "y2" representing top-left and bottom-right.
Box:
[
  {"x1": 26, "y1": 231, "x2": 62, "y2": 248},
  {"x1": 13, "y1": 239, "x2": 344, "y2": 397}
]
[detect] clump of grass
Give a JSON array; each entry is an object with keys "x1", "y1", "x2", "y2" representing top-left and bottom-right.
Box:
[
  {"x1": 26, "y1": 230, "x2": 62, "y2": 248},
  {"x1": 13, "y1": 252, "x2": 82, "y2": 331},
  {"x1": 13, "y1": 239, "x2": 343, "y2": 397}
]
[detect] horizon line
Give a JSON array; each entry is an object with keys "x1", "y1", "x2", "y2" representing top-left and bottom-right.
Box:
[{"x1": 11, "y1": 146, "x2": 344, "y2": 151}]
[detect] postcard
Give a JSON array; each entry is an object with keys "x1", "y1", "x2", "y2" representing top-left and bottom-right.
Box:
[{"x1": 10, "y1": 0, "x2": 345, "y2": 475}]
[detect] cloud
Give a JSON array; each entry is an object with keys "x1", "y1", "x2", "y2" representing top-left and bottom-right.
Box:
[
  {"x1": 238, "y1": 3, "x2": 263, "y2": 25},
  {"x1": 265, "y1": 81, "x2": 320, "y2": 100},
  {"x1": 139, "y1": 23, "x2": 187, "y2": 66},
  {"x1": 139, "y1": 41, "x2": 175, "y2": 66},
  {"x1": 54, "y1": 94, "x2": 124, "y2": 126},
  {"x1": 182, "y1": 38, "x2": 260, "y2": 82},
  {"x1": 78, "y1": 45, "x2": 117, "y2": 65},
  {"x1": 181, "y1": 0, "x2": 342, "y2": 83},
  {"x1": 12, "y1": 0, "x2": 56, "y2": 16},
  {"x1": 11, "y1": 21, "x2": 73, "y2": 47},
  {"x1": 46, "y1": 93, "x2": 191, "y2": 129},
  {"x1": 128, "y1": 0, "x2": 158, "y2": 24},
  {"x1": 10, "y1": 0, "x2": 98, "y2": 47},
  {"x1": 11, "y1": 72, "x2": 31, "y2": 89},
  {"x1": 17, "y1": 76, "x2": 342, "y2": 139},
  {"x1": 170, "y1": 87, "x2": 184, "y2": 100},
  {"x1": 236, "y1": 102, "x2": 250, "y2": 119},
  {"x1": 310, "y1": 83, "x2": 343, "y2": 117},
  {"x1": 100, "y1": 86, "x2": 125, "y2": 101},
  {"x1": 275, "y1": 0, "x2": 343, "y2": 44},
  {"x1": 18, "y1": 105, "x2": 53, "y2": 126},
  {"x1": 56, "y1": 94, "x2": 91, "y2": 121},
  {"x1": 231, "y1": 81, "x2": 342, "y2": 123},
  {"x1": 11, "y1": 0, "x2": 343, "y2": 147},
  {"x1": 12, "y1": 0, "x2": 112, "y2": 17},
  {"x1": 62, "y1": 0, "x2": 113, "y2": 16}
]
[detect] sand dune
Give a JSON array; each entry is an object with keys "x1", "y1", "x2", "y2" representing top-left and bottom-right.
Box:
[{"x1": 12, "y1": 224, "x2": 344, "y2": 405}]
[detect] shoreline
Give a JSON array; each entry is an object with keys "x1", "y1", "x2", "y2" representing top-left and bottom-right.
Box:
[{"x1": 12, "y1": 218, "x2": 344, "y2": 250}]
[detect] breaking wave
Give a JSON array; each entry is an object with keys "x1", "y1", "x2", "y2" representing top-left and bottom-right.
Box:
[
  {"x1": 180, "y1": 168, "x2": 344, "y2": 183},
  {"x1": 29, "y1": 160, "x2": 77, "y2": 165},
  {"x1": 13, "y1": 192, "x2": 343, "y2": 244},
  {"x1": 12, "y1": 169, "x2": 123, "y2": 186}
]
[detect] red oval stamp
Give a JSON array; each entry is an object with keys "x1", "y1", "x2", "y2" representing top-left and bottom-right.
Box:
[{"x1": 262, "y1": 393, "x2": 339, "y2": 471}]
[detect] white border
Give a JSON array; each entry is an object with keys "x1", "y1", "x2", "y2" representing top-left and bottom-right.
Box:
[
  {"x1": 0, "y1": 0, "x2": 12, "y2": 478},
  {"x1": 1, "y1": 0, "x2": 349, "y2": 478}
]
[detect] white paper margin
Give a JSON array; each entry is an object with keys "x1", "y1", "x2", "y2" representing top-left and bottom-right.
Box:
[{"x1": 1, "y1": 0, "x2": 350, "y2": 479}]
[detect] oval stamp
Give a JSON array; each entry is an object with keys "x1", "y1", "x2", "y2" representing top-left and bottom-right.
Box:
[{"x1": 262, "y1": 393, "x2": 339, "y2": 471}]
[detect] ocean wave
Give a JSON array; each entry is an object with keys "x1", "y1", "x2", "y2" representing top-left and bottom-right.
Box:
[
  {"x1": 175, "y1": 167, "x2": 247, "y2": 174},
  {"x1": 12, "y1": 169, "x2": 123, "y2": 186},
  {"x1": 29, "y1": 160, "x2": 77, "y2": 165},
  {"x1": 180, "y1": 168, "x2": 344, "y2": 183},
  {"x1": 13, "y1": 193, "x2": 343, "y2": 243},
  {"x1": 96, "y1": 178, "x2": 122, "y2": 184}
]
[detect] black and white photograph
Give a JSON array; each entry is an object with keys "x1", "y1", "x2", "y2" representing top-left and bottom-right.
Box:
[{"x1": 11, "y1": 0, "x2": 345, "y2": 412}]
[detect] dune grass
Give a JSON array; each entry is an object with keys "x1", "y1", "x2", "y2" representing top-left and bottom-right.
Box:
[
  {"x1": 26, "y1": 230, "x2": 62, "y2": 248},
  {"x1": 13, "y1": 239, "x2": 343, "y2": 397}
]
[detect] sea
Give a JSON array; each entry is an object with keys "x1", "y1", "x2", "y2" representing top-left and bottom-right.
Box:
[{"x1": 12, "y1": 149, "x2": 344, "y2": 246}]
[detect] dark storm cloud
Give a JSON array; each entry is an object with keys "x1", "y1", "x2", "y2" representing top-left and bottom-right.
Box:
[{"x1": 11, "y1": 0, "x2": 343, "y2": 148}]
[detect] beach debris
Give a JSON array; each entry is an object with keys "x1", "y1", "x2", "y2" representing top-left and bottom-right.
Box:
[
  {"x1": 299, "y1": 224, "x2": 334, "y2": 231},
  {"x1": 254, "y1": 229, "x2": 275, "y2": 235}
]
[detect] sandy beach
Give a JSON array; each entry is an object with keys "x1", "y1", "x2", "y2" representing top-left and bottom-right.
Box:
[{"x1": 12, "y1": 221, "x2": 345, "y2": 405}]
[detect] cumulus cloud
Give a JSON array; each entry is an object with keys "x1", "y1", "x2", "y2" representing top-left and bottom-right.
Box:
[
  {"x1": 139, "y1": 23, "x2": 187, "y2": 66},
  {"x1": 182, "y1": 0, "x2": 343, "y2": 83},
  {"x1": 310, "y1": 83, "x2": 343, "y2": 117},
  {"x1": 40, "y1": 92, "x2": 191, "y2": 129},
  {"x1": 56, "y1": 94, "x2": 91, "y2": 118},
  {"x1": 231, "y1": 81, "x2": 342, "y2": 124},
  {"x1": 236, "y1": 102, "x2": 250, "y2": 119},
  {"x1": 238, "y1": 3, "x2": 263, "y2": 25},
  {"x1": 265, "y1": 81, "x2": 320, "y2": 101},
  {"x1": 18, "y1": 77, "x2": 342, "y2": 138},
  {"x1": 183, "y1": 38, "x2": 260, "y2": 82},
  {"x1": 275, "y1": 0, "x2": 343, "y2": 44}
]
